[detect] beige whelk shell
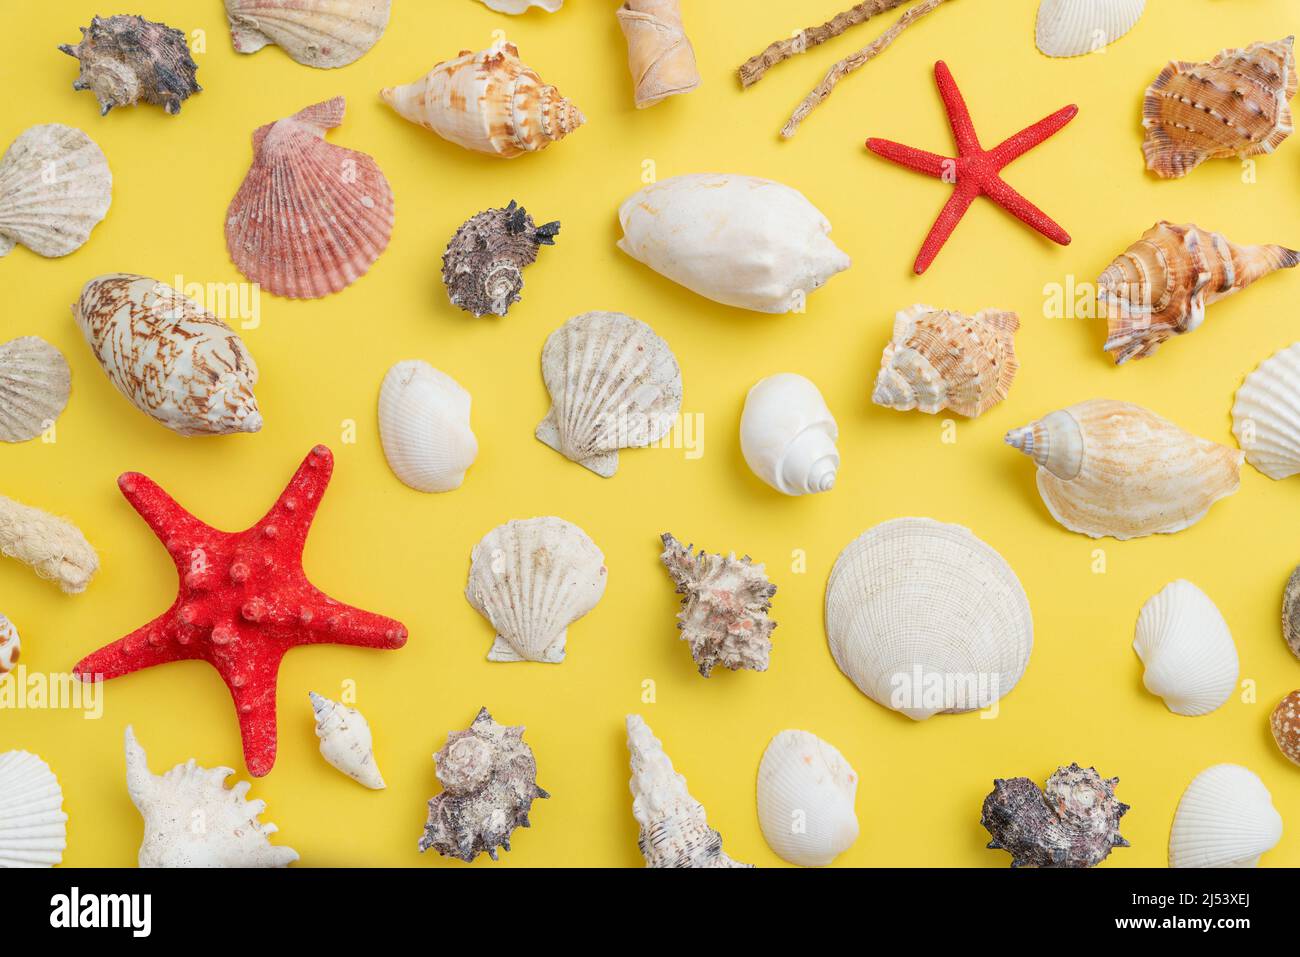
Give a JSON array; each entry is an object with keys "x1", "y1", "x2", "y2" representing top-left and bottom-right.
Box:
[
  {"x1": 0, "y1": 124, "x2": 111, "y2": 259},
  {"x1": 0, "y1": 750, "x2": 68, "y2": 867},
  {"x1": 1098, "y1": 222, "x2": 1299, "y2": 364},
  {"x1": 224, "y1": 0, "x2": 392, "y2": 68},
  {"x1": 1005, "y1": 400, "x2": 1243, "y2": 540},
  {"x1": 1232, "y1": 343, "x2": 1300, "y2": 480},
  {"x1": 871, "y1": 304, "x2": 1019, "y2": 417},
  {"x1": 1143, "y1": 37, "x2": 1297, "y2": 180},
  {"x1": 0, "y1": 337, "x2": 70, "y2": 443},
  {"x1": 380, "y1": 41, "x2": 585, "y2": 158},
  {"x1": 309, "y1": 692, "x2": 385, "y2": 789},
  {"x1": 0, "y1": 614, "x2": 18, "y2": 674},
  {"x1": 378, "y1": 360, "x2": 477, "y2": 493}
]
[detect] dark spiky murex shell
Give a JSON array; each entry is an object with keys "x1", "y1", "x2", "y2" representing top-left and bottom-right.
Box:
[
  {"x1": 441, "y1": 201, "x2": 559, "y2": 318},
  {"x1": 981, "y1": 763, "x2": 1129, "y2": 868},
  {"x1": 59, "y1": 15, "x2": 201, "y2": 116}
]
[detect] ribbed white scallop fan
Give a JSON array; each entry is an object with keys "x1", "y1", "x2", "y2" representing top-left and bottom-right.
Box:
[
  {"x1": 1035, "y1": 0, "x2": 1145, "y2": 57},
  {"x1": 1232, "y1": 342, "x2": 1300, "y2": 480},
  {"x1": 1133, "y1": 580, "x2": 1238, "y2": 716},
  {"x1": 0, "y1": 751, "x2": 68, "y2": 867},
  {"x1": 1169, "y1": 764, "x2": 1282, "y2": 868},
  {"x1": 757, "y1": 730, "x2": 859, "y2": 867}
]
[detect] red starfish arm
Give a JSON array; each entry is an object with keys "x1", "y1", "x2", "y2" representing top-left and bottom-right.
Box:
[
  {"x1": 934, "y1": 61, "x2": 981, "y2": 154},
  {"x1": 292, "y1": 590, "x2": 409, "y2": 649},
  {"x1": 989, "y1": 104, "x2": 1079, "y2": 167},
  {"x1": 914, "y1": 182, "x2": 980, "y2": 274},
  {"x1": 984, "y1": 175, "x2": 1072, "y2": 245},
  {"x1": 73, "y1": 610, "x2": 197, "y2": 681},
  {"x1": 865, "y1": 138, "x2": 951, "y2": 178},
  {"x1": 118, "y1": 472, "x2": 216, "y2": 565},
  {"x1": 255, "y1": 446, "x2": 333, "y2": 561},
  {"x1": 219, "y1": 645, "x2": 287, "y2": 778}
]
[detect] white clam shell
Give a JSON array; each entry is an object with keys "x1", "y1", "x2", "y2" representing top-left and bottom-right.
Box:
[
  {"x1": 309, "y1": 692, "x2": 385, "y2": 789},
  {"x1": 1035, "y1": 0, "x2": 1144, "y2": 57},
  {"x1": 0, "y1": 750, "x2": 68, "y2": 867},
  {"x1": 0, "y1": 614, "x2": 19, "y2": 674},
  {"x1": 225, "y1": 0, "x2": 392, "y2": 68},
  {"x1": 378, "y1": 360, "x2": 477, "y2": 493},
  {"x1": 617, "y1": 173, "x2": 851, "y2": 313},
  {"x1": 757, "y1": 730, "x2": 859, "y2": 867},
  {"x1": 0, "y1": 124, "x2": 112, "y2": 258},
  {"x1": 0, "y1": 336, "x2": 71, "y2": 443},
  {"x1": 466, "y1": 517, "x2": 607, "y2": 663},
  {"x1": 477, "y1": 0, "x2": 562, "y2": 12},
  {"x1": 1232, "y1": 342, "x2": 1300, "y2": 480},
  {"x1": 826, "y1": 518, "x2": 1033, "y2": 720},
  {"x1": 1133, "y1": 580, "x2": 1238, "y2": 717},
  {"x1": 740, "y1": 373, "x2": 839, "y2": 496},
  {"x1": 1169, "y1": 764, "x2": 1282, "y2": 868}
]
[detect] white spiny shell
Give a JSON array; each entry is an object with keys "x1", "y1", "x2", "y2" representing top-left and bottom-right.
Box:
[
  {"x1": 826, "y1": 518, "x2": 1033, "y2": 720},
  {"x1": 0, "y1": 124, "x2": 111, "y2": 258},
  {"x1": 1169, "y1": 764, "x2": 1282, "y2": 868},
  {"x1": 617, "y1": 173, "x2": 851, "y2": 313},
  {"x1": 1133, "y1": 580, "x2": 1238, "y2": 717},
  {"x1": 0, "y1": 614, "x2": 19, "y2": 674},
  {"x1": 309, "y1": 692, "x2": 385, "y2": 789},
  {"x1": 466, "y1": 517, "x2": 607, "y2": 663},
  {"x1": 1232, "y1": 342, "x2": 1300, "y2": 480},
  {"x1": 378, "y1": 360, "x2": 477, "y2": 493},
  {"x1": 477, "y1": 0, "x2": 562, "y2": 12},
  {"x1": 125, "y1": 726, "x2": 298, "y2": 868},
  {"x1": 536, "y1": 311, "x2": 682, "y2": 477},
  {"x1": 0, "y1": 337, "x2": 71, "y2": 443},
  {"x1": 756, "y1": 730, "x2": 859, "y2": 867},
  {"x1": 740, "y1": 373, "x2": 839, "y2": 495},
  {"x1": 0, "y1": 751, "x2": 68, "y2": 867},
  {"x1": 626, "y1": 715, "x2": 751, "y2": 868},
  {"x1": 225, "y1": 0, "x2": 391, "y2": 68},
  {"x1": 1035, "y1": 0, "x2": 1144, "y2": 57}
]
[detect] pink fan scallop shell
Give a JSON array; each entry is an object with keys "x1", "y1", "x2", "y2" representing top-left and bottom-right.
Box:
[{"x1": 225, "y1": 97, "x2": 394, "y2": 299}]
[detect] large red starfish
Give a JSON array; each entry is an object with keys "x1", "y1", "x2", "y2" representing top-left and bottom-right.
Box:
[
  {"x1": 866, "y1": 61, "x2": 1078, "y2": 274},
  {"x1": 74, "y1": 445, "x2": 407, "y2": 777}
]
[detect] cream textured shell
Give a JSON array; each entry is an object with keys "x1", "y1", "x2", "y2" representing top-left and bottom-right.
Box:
[
  {"x1": 1169, "y1": 764, "x2": 1282, "y2": 868},
  {"x1": 1035, "y1": 0, "x2": 1144, "y2": 57},
  {"x1": 0, "y1": 336, "x2": 71, "y2": 443},
  {"x1": 536, "y1": 311, "x2": 682, "y2": 477},
  {"x1": 378, "y1": 360, "x2": 477, "y2": 493},
  {"x1": 1133, "y1": 580, "x2": 1238, "y2": 717},
  {"x1": 0, "y1": 750, "x2": 68, "y2": 867},
  {"x1": 1232, "y1": 342, "x2": 1300, "y2": 480},
  {"x1": 224, "y1": 0, "x2": 391, "y2": 68},
  {"x1": 825, "y1": 518, "x2": 1033, "y2": 720},
  {"x1": 0, "y1": 614, "x2": 18, "y2": 674},
  {"x1": 466, "y1": 517, "x2": 607, "y2": 663},
  {"x1": 740, "y1": 373, "x2": 839, "y2": 495},
  {"x1": 756, "y1": 730, "x2": 859, "y2": 867},
  {"x1": 0, "y1": 124, "x2": 111, "y2": 258},
  {"x1": 309, "y1": 692, "x2": 385, "y2": 789},
  {"x1": 478, "y1": 0, "x2": 563, "y2": 11}
]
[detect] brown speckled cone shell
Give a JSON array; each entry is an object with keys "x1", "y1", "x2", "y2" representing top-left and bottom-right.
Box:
[{"x1": 59, "y1": 15, "x2": 201, "y2": 116}]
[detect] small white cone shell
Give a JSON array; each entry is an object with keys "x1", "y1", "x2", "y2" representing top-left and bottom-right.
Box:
[
  {"x1": 0, "y1": 750, "x2": 68, "y2": 867},
  {"x1": 757, "y1": 730, "x2": 859, "y2": 866},
  {"x1": 1133, "y1": 580, "x2": 1238, "y2": 717},
  {"x1": 740, "y1": 373, "x2": 839, "y2": 496},
  {"x1": 309, "y1": 692, "x2": 385, "y2": 789},
  {"x1": 1035, "y1": 0, "x2": 1145, "y2": 57},
  {"x1": 1232, "y1": 342, "x2": 1300, "y2": 480},
  {"x1": 378, "y1": 360, "x2": 477, "y2": 493},
  {"x1": 1169, "y1": 764, "x2": 1282, "y2": 868}
]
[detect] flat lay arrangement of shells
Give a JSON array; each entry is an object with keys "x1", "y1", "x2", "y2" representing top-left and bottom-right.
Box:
[{"x1": 3, "y1": 0, "x2": 1300, "y2": 872}]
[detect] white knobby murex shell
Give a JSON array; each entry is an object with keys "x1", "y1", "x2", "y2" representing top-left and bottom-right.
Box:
[
  {"x1": 0, "y1": 750, "x2": 68, "y2": 867},
  {"x1": 224, "y1": 0, "x2": 392, "y2": 68},
  {"x1": 757, "y1": 730, "x2": 859, "y2": 867},
  {"x1": 1169, "y1": 764, "x2": 1282, "y2": 868},
  {"x1": 1232, "y1": 342, "x2": 1300, "y2": 480},
  {"x1": 125, "y1": 726, "x2": 299, "y2": 867},
  {"x1": 309, "y1": 692, "x2": 385, "y2": 789},
  {"x1": 1035, "y1": 0, "x2": 1144, "y2": 57},
  {"x1": 1133, "y1": 580, "x2": 1238, "y2": 717},
  {"x1": 0, "y1": 614, "x2": 18, "y2": 674},
  {"x1": 826, "y1": 518, "x2": 1033, "y2": 720},
  {"x1": 0, "y1": 124, "x2": 112, "y2": 258},
  {"x1": 740, "y1": 373, "x2": 839, "y2": 495},
  {"x1": 536, "y1": 311, "x2": 682, "y2": 477},
  {"x1": 466, "y1": 517, "x2": 607, "y2": 663},
  {"x1": 617, "y1": 173, "x2": 851, "y2": 313},
  {"x1": 0, "y1": 336, "x2": 71, "y2": 443},
  {"x1": 378, "y1": 360, "x2": 477, "y2": 493}
]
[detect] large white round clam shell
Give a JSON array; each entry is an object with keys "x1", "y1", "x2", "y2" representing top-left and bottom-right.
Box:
[
  {"x1": 757, "y1": 730, "x2": 859, "y2": 867},
  {"x1": 1169, "y1": 764, "x2": 1282, "y2": 868},
  {"x1": 0, "y1": 751, "x2": 68, "y2": 867},
  {"x1": 1133, "y1": 580, "x2": 1238, "y2": 716},
  {"x1": 1035, "y1": 0, "x2": 1145, "y2": 58}
]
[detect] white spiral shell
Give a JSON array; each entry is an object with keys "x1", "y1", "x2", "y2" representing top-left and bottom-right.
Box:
[
  {"x1": 756, "y1": 730, "x2": 859, "y2": 867},
  {"x1": 1232, "y1": 342, "x2": 1300, "y2": 480},
  {"x1": 1133, "y1": 580, "x2": 1238, "y2": 717},
  {"x1": 740, "y1": 373, "x2": 839, "y2": 496},
  {"x1": 1169, "y1": 764, "x2": 1282, "y2": 868},
  {"x1": 378, "y1": 360, "x2": 477, "y2": 493},
  {"x1": 309, "y1": 692, "x2": 385, "y2": 789},
  {"x1": 0, "y1": 750, "x2": 68, "y2": 867}
]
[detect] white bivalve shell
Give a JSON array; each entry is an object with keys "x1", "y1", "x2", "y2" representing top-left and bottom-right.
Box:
[
  {"x1": 0, "y1": 750, "x2": 68, "y2": 867},
  {"x1": 477, "y1": 0, "x2": 562, "y2": 11},
  {"x1": 309, "y1": 692, "x2": 385, "y2": 789},
  {"x1": 757, "y1": 730, "x2": 859, "y2": 867},
  {"x1": 1133, "y1": 580, "x2": 1238, "y2": 717},
  {"x1": 1232, "y1": 342, "x2": 1300, "y2": 480},
  {"x1": 0, "y1": 614, "x2": 19, "y2": 674},
  {"x1": 617, "y1": 173, "x2": 851, "y2": 314},
  {"x1": 378, "y1": 360, "x2": 477, "y2": 493},
  {"x1": 0, "y1": 123, "x2": 112, "y2": 258},
  {"x1": 740, "y1": 373, "x2": 839, "y2": 496},
  {"x1": 1035, "y1": 0, "x2": 1145, "y2": 57},
  {"x1": 826, "y1": 518, "x2": 1033, "y2": 720},
  {"x1": 466, "y1": 517, "x2": 607, "y2": 663},
  {"x1": 0, "y1": 336, "x2": 71, "y2": 443},
  {"x1": 224, "y1": 0, "x2": 392, "y2": 68},
  {"x1": 1169, "y1": 764, "x2": 1282, "y2": 868}
]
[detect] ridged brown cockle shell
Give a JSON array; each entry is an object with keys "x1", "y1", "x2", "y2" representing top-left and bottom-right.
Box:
[
  {"x1": 1143, "y1": 36, "x2": 1297, "y2": 179},
  {"x1": 981, "y1": 764, "x2": 1130, "y2": 868},
  {"x1": 442, "y1": 201, "x2": 559, "y2": 317},
  {"x1": 59, "y1": 15, "x2": 201, "y2": 116},
  {"x1": 1098, "y1": 222, "x2": 1299, "y2": 364}
]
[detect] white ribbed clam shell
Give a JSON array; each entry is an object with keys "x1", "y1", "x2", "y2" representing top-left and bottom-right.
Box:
[
  {"x1": 1232, "y1": 342, "x2": 1300, "y2": 480},
  {"x1": 826, "y1": 518, "x2": 1033, "y2": 720},
  {"x1": 757, "y1": 730, "x2": 859, "y2": 867},
  {"x1": 740, "y1": 373, "x2": 839, "y2": 496},
  {"x1": 1169, "y1": 764, "x2": 1282, "y2": 868},
  {"x1": 466, "y1": 517, "x2": 607, "y2": 663},
  {"x1": 1035, "y1": 0, "x2": 1144, "y2": 57},
  {"x1": 0, "y1": 124, "x2": 111, "y2": 258},
  {"x1": 378, "y1": 360, "x2": 477, "y2": 493},
  {"x1": 1133, "y1": 580, "x2": 1237, "y2": 717},
  {"x1": 0, "y1": 614, "x2": 18, "y2": 674},
  {"x1": 0, "y1": 751, "x2": 68, "y2": 867},
  {"x1": 225, "y1": 0, "x2": 391, "y2": 68},
  {"x1": 309, "y1": 692, "x2": 385, "y2": 789},
  {"x1": 0, "y1": 336, "x2": 70, "y2": 443},
  {"x1": 478, "y1": 0, "x2": 563, "y2": 11}
]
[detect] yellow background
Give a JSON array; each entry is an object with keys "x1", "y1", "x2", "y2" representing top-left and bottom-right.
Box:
[{"x1": 2, "y1": 0, "x2": 1299, "y2": 868}]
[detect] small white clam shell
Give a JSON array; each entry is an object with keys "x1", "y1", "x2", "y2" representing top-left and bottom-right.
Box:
[
  {"x1": 0, "y1": 750, "x2": 68, "y2": 867},
  {"x1": 1133, "y1": 580, "x2": 1238, "y2": 717},
  {"x1": 757, "y1": 730, "x2": 859, "y2": 867},
  {"x1": 1035, "y1": 0, "x2": 1144, "y2": 57},
  {"x1": 378, "y1": 360, "x2": 477, "y2": 493},
  {"x1": 0, "y1": 337, "x2": 70, "y2": 443},
  {"x1": 309, "y1": 692, "x2": 385, "y2": 789},
  {"x1": 1169, "y1": 764, "x2": 1282, "y2": 868},
  {"x1": 1232, "y1": 342, "x2": 1300, "y2": 480},
  {"x1": 477, "y1": 0, "x2": 562, "y2": 12},
  {"x1": 0, "y1": 614, "x2": 19, "y2": 674},
  {"x1": 740, "y1": 373, "x2": 839, "y2": 496}
]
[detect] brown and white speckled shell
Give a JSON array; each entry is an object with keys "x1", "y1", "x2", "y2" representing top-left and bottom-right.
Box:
[
  {"x1": 982, "y1": 764, "x2": 1129, "y2": 868},
  {"x1": 59, "y1": 15, "x2": 201, "y2": 115},
  {"x1": 442, "y1": 201, "x2": 559, "y2": 317},
  {"x1": 224, "y1": 0, "x2": 391, "y2": 68},
  {"x1": 1271, "y1": 691, "x2": 1300, "y2": 766},
  {"x1": 0, "y1": 124, "x2": 112, "y2": 259}
]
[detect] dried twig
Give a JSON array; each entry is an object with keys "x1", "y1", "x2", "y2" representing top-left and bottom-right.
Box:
[
  {"x1": 781, "y1": 0, "x2": 957, "y2": 139},
  {"x1": 737, "y1": 0, "x2": 909, "y2": 88}
]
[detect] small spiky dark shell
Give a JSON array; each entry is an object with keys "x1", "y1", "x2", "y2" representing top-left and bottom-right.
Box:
[
  {"x1": 441, "y1": 201, "x2": 559, "y2": 318},
  {"x1": 981, "y1": 763, "x2": 1129, "y2": 868},
  {"x1": 59, "y1": 15, "x2": 201, "y2": 116}
]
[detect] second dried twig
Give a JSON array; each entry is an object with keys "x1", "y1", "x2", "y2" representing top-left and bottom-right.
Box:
[{"x1": 737, "y1": 0, "x2": 908, "y2": 87}]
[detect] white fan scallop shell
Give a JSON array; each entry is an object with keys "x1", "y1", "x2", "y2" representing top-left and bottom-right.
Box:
[
  {"x1": 825, "y1": 518, "x2": 1033, "y2": 720},
  {"x1": 465, "y1": 517, "x2": 607, "y2": 663},
  {"x1": 0, "y1": 613, "x2": 19, "y2": 674},
  {"x1": 225, "y1": 0, "x2": 392, "y2": 68},
  {"x1": 0, "y1": 123, "x2": 112, "y2": 258},
  {"x1": 378, "y1": 360, "x2": 477, "y2": 493},
  {"x1": 1035, "y1": 0, "x2": 1145, "y2": 57},
  {"x1": 1169, "y1": 764, "x2": 1282, "y2": 868},
  {"x1": 1232, "y1": 342, "x2": 1300, "y2": 480},
  {"x1": 0, "y1": 750, "x2": 69, "y2": 867},
  {"x1": 1133, "y1": 580, "x2": 1238, "y2": 717},
  {"x1": 757, "y1": 730, "x2": 859, "y2": 867},
  {"x1": 0, "y1": 336, "x2": 70, "y2": 443}
]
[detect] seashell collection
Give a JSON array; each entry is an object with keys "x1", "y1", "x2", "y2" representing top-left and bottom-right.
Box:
[{"x1": 981, "y1": 764, "x2": 1129, "y2": 868}]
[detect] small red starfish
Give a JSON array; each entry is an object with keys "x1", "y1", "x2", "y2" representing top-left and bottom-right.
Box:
[
  {"x1": 74, "y1": 445, "x2": 407, "y2": 777},
  {"x1": 867, "y1": 61, "x2": 1078, "y2": 275}
]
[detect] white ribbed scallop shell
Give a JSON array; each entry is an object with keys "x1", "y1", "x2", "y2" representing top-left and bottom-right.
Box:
[
  {"x1": 757, "y1": 730, "x2": 859, "y2": 867},
  {"x1": 740, "y1": 373, "x2": 839, "y2": 495},
  {"x1": 826, "y1": 518, "x2": 1033, "y2": 720},
  {"x1": 225, "y1": 0, "x2": 391, "y2": 68},
  {"x1": 378, "y1": 360, "x2": 477, "y2": 493},
  {"x1": 1169, "y1": 764, "x2": 1282, "y2": 868},
  {"x1": 1232, "y1": 342, "x2": 1300, "y2": 480},
  {"x1": 0, "y1": 614, "x2": 19, "y2": 674},
  {"x1": 1133, "y1": 580, "x2": 1238, "y2": 717},
  {"x1": 0, "y1": 336, "x2": 70, "y2": 443},
  {"x1": 0, "y1": 750, "x2": 68, "y2": 867},
  {"x1": 1035, "y1": 0, "x2": 1144, "y2": 57},
  {"x1": 0, "y1": 124, "x2": 111, "y2": 258}
]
